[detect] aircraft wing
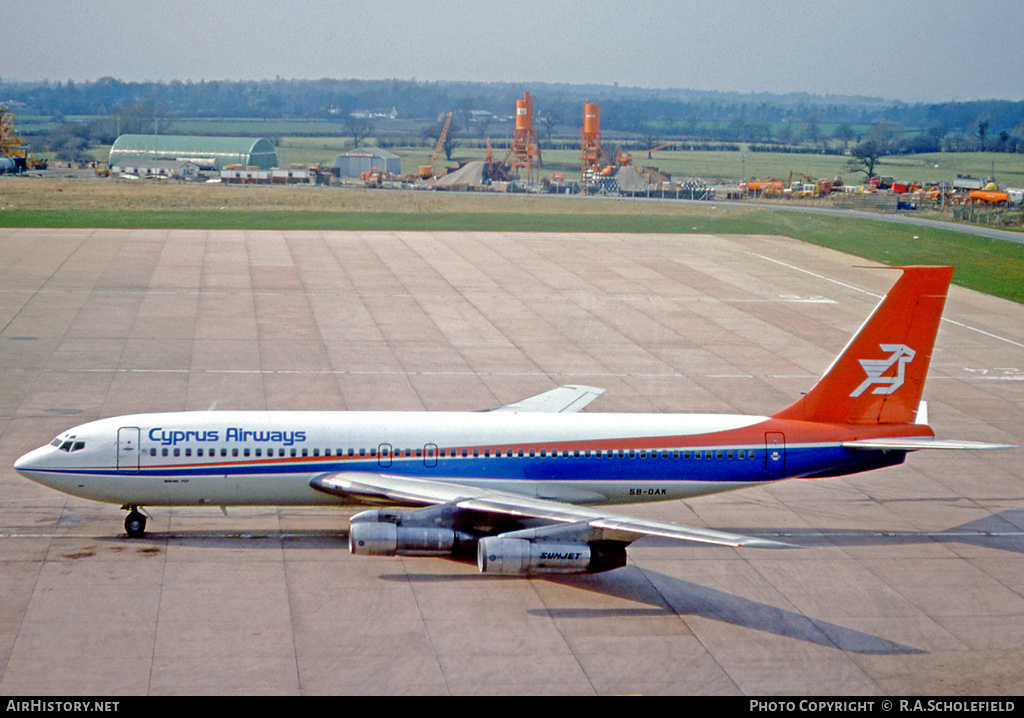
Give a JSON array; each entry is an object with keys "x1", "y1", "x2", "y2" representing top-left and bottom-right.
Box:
[
  {"x1": 309, "y1": 471, "x2": 791, "y2": 549},
  {"x1": 843, "y1": 437, "x2": 1018, "y2": 451},
  {"x1": 490, "y1": 384, "x2": 605, "y2": 413}
]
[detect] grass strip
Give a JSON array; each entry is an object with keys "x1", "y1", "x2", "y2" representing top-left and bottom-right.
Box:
[{"x1": 2, "y1": 207, "x2": 1021, "y2": 303}]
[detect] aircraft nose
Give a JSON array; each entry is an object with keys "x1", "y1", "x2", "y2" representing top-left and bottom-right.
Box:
[{"x1": 14, "y1": 446, "x2": 47, "y2": 477}]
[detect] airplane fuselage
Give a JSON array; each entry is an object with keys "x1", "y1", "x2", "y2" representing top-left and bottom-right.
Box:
[
  {"x1": 15, "y1": 409, "x2": 928, "y2": 508},
  {"x1": 16, "y1": 267, "x2": 1009, "y2": 576}
]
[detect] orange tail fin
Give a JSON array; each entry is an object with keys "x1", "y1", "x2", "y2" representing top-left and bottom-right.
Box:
[{"x1": 773, "y1": 266, "x2": 953, "y2": 425}]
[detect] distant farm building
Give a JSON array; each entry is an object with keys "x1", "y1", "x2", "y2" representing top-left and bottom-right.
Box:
[
  {"x1": 111, "y1": 159, "x2": 201, "y2": 179},
  {"x1": 334, "y1": 147, "x2": 401, "y2": 178},
  {"x1": 220, "y1": 166, "x2": 321, "y2": 185},
  {"x1": 108, "y1": 135, "x2": 277, "y2": 170}
]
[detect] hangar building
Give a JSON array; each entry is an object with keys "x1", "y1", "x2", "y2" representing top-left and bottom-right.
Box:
[
  {"x1": 108, "y1": 135, "x2": 277, "y2": 170},
  {"x1": 334, "y1": 147, "x2": 401, "y2": 178}
]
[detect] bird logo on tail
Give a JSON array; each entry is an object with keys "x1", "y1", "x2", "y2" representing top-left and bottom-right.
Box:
[{"x1": 850, "y1": 344, "x2": 916, "y2": 397}]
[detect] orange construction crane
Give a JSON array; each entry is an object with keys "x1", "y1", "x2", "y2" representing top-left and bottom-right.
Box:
[
  {"x1": 616, "y1": 141, "x2": 675, "y2": 166},
  {"x1": 419, "y1": 110, "x2": 453, "y2": 179}
]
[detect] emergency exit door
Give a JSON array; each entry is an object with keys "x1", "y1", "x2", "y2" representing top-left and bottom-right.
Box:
[
  {"x1": 117, "y1": 427, "x2": 140, "y2": 472},
  {"x1": 764, "y1": 432, "x2": 786, "y2": 475}
]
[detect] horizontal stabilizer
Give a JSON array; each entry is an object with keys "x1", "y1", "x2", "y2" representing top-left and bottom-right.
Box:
[{"x1": 843, "y1": 437, "x2": 1018, "y2": 451}]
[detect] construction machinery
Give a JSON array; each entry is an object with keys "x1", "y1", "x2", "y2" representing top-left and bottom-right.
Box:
[
  {"x1": 505, "y1": 92, "x2": 541, "y2": 182},
  {"x1": 482, "y1": 137, "x2": 512, "y2": 183},
  {"x1": 1, "y1": 105, "x2": 46, "y2": 172},
  {"x1": 418, "y1": 110, "x2": 453, "y2": 179},
  {"x1": 580, "y1": 102, "x2": 610, "y2": 176},
  {"x1": 360, "y1": 167, "x2": 389, "y2": 187},
  {"x1": 745, "y1": 180, "x2": 785, "y2": 197},
  {"x1": 616, "y1": 142, "x2": 675, "y2": 167},
  {"x1": 970, "y1": 182, "x2": 1010, "y2": 204},
  {"x1": 786, "y1": 171, "x2": 835, "y2": 198}
]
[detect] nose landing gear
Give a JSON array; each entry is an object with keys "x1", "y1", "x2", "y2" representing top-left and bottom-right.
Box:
[{"x1": 123, "y1": 507, "x2": 148, "y2": 538}]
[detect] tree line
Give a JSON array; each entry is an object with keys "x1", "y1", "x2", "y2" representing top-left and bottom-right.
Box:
[{"x1": 3, "y1": 77, "x2": 1022, "y2": 163}]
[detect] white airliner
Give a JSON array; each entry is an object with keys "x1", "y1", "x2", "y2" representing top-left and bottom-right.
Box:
[{"x1": 14, "y1": 266, "x2": 1014, "y2": 575}]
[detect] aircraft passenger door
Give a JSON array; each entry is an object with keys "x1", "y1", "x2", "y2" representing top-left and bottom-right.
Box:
[
  {"x1": 764, "y1": 432, "x2": 786, "y2": 475},
  {"x1": 117, "y1": 427, "x2": 141, "y2": 472},
  {"x1": 424, "y1": 443, "x2": 438, "y2": 468},
  {"x1": 378, "y1": 443, "x2": 392, "y2": 468}
]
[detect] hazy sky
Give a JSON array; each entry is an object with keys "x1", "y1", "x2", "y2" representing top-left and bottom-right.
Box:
[{"x1": 4, "y1": 0, "x2": 1023, "y2": 102}]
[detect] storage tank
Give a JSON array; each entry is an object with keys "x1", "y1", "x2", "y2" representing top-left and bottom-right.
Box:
[
  {"x1": 583, "y1": 103, "x2": 600, "y2": 136},
  {"x1": 516, "y1": 93, "x2": 533, "y2": 133},
  {"x1": 580, "y1": 102, "x2": 606, "y2": 174}
]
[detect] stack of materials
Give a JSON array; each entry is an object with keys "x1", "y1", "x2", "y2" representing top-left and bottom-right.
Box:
[
  {"x1": 613, "y1": 165, "x2": 654, "y2": 195},
  {"x1": 431, "y1": 161, "x2": 489, "y2": 190}
]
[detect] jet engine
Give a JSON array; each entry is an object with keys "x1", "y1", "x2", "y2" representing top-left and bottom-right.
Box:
[
  {"x1": 347, "y1": 507, "x2": 475, "y2": 557},
  {"x1": 477, "y1": 537, "x2": 627, "y2": 575},
  {"x1": 349, "y1": 521, "x2": 460, "y2": 556},
  {"x1": 348, "y1": 505, "x2": 629, "y2": 575}
]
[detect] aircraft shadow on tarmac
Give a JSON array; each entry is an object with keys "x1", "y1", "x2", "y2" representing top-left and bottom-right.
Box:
[
  {"x1": 389, "y1": 567, "x2": 924, "y2": 656},
  {"x1": 721, "y1": 508, "x2": 1024, "y2": 555},
  {"x1": 380, "y1": 510, "x2": 1024, "y2": 656},
  {"x1": 93, "y1": 510, "x2": 1024, "y2": 656}
]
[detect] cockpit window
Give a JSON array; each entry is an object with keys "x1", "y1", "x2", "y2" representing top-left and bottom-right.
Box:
[{"x1": 52, "y1": 437, "x2": 86, "y2": 453}]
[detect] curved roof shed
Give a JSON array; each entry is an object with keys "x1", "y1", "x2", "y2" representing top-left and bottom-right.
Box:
[
  {"x1": 333, "y1": 146, "x2": 401, "y2": 177},
  {"x1": 108, "y1": 135, "x2": 277, "y2": 170}
]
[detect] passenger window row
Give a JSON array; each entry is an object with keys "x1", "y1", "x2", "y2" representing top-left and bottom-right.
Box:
[{"x1": 146, "y1": 446, "x2": 758, "y2": 460}]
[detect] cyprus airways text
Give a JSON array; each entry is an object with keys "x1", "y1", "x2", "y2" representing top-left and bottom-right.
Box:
[{"x1": 149, "y1": 428, "x2": 307, "y2": 446}]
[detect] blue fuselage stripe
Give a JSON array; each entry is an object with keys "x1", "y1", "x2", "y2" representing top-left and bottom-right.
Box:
[{"x1": 38, "y1": 444, "x2": 858, "y2": 484}]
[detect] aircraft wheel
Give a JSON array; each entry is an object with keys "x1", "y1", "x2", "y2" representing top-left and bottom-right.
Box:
[{"x1": 124, "y1": 510, "x2": 147, "y2": 538}]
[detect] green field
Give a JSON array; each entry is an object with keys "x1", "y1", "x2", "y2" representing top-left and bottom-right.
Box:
[{"x1": 2, "y1": 175, "x2": 1022, "y2": 304}]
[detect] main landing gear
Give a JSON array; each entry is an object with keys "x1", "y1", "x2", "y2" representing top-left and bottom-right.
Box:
[{"x1": 123, "y1": 506, "x2": 148, "y2": 538}]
